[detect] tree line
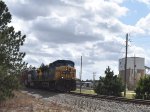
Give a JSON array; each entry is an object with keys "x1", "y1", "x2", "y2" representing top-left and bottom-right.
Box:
[{"x1": 0, "y1": 1, "x2": 27, "y2": 101}]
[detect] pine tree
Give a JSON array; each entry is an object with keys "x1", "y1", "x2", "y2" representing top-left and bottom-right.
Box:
[
  {"x1": 94, "y1": 66, "x2": 124, "y2": 96},
  {"x1": 135, "y1": 76, "x2": 150, "y2": 100},
  {"x1": 0, "y1": 1, "x2": 27, "y2": 101}
]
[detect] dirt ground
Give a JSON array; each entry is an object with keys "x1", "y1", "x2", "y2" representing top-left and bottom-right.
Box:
[{"x1": 0, "y1": 91, "x2": 72, "y2": 112}]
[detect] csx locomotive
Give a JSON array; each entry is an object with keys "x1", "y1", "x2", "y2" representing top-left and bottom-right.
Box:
[{"x1": 21, "y1": 60, "x2": 76, "y2": 92}]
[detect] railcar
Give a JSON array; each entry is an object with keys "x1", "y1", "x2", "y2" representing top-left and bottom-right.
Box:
[{"x1": 21, "y1": 60, "x2": 76, "y2": 92}]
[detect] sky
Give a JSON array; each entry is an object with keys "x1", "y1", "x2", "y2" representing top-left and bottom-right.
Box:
[{"x1": 4, "y1": 0, "x2": 150, "y2": 80}]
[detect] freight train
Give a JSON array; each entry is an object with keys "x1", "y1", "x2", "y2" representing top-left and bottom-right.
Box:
[{"x1": 21, "y1": 60, "x2": 76, "y2": 92}]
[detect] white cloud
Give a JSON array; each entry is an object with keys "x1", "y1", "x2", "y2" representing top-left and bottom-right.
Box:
[
  {"x1": 137, "y1": 0, "x2": 150, "y2": 5},
  {"x1": 84, "y1": 0, "x2": 128, "y2": 18},
  {"x1": 105, "y1": 0, "x2": 125, "y2": 4},
  {"x1": 4, "y1": 0, "x2": 148, "y2": 79},
  {"x1": 136, "y1": 13, "x2": 150, "y2": 35}
]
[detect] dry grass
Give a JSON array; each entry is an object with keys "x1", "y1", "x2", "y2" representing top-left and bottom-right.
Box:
[
  {"x1": 0, "y1": 91, "x2": 72, "y2": 112},
  {"x1": 74, "y1": 89, "x2": 136, "y2": 99},
  {"x1": 73, "y1": 89, "x2": 96, "y2": 95},
  {"x1": 121, "y1": 91, "x2": 136, "y2": 99}
]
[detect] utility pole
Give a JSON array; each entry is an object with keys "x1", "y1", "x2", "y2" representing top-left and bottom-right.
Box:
[
  {"x1": 124, "y1": 33, "x2": 128, "y2": 97},
  {"x1": 134, "y1": 54, "x2": 136, "y2": 87},
  {"x1": 93, "y1": 72, "x2": 96, "y2": 88},
  {"x1": 80, "y1": 56, "x2": 82, "y2": 93}
]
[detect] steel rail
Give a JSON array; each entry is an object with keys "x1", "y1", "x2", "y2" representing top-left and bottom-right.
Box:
[{"x1": 68, "y1": 92, "x2": 150, "y2": 105}]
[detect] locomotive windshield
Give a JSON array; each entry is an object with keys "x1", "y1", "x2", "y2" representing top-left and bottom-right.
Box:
[{"x1": 51, "y1": 60, "x2": 75, "y2": 67}]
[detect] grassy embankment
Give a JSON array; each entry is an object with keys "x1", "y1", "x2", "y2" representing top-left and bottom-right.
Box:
[{"x1": 73, "y1": 89, "x2": 135, "y2": 99}]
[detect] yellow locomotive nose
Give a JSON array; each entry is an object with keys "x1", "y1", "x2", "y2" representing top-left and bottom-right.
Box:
[{"x1": 55, "y1": 66, "x2": 75, "y2": 80}]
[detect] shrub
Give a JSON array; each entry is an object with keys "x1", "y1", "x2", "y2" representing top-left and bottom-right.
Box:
[
  {"x1": 94, "y1": 66, "x2": 124, "y2": 96},
  {"x1": 135, "y1": 76, "x2": 150, "y2": 100}
]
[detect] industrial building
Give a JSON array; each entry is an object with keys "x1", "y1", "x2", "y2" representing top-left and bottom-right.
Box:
[{"x1": 119, "y1": 57, "x2": 145, "y2": 90}]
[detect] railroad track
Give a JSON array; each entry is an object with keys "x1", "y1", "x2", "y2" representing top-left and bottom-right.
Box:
[
  {"x1": 68, "y1": 92, "x2": 150, "y2": 105},
  {"x1": 23, "y1": 88, "x2": 150, "y2": 105}
]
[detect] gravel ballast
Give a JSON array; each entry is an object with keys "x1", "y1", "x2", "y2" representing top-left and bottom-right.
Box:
[
  {"x1": 46, "y1": 93, "x2": 150, "y2": 112},
  {"x1": 1, "y1": 90, "x2": 150, "y2": 112}
]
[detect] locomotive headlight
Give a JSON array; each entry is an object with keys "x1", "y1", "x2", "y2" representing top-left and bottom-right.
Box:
[{"x1": 62, "y1": 77, "x2": 64, "y2": 79}]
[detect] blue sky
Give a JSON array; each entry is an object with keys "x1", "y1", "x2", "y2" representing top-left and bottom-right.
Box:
[
  {"x1": 121, "y1": 0, "x2": 149, "y2": 25},
  {"x1": 120, "y1": 0, "x2": 150, "y2": 66},
  {"x1": 5, "y1": 0, "x2": 150, "y2": 80}
]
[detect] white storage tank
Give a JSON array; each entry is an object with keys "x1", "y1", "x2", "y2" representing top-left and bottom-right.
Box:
[{"x1": 119, "y1": 57, "x2": 145, "y2": 90}]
